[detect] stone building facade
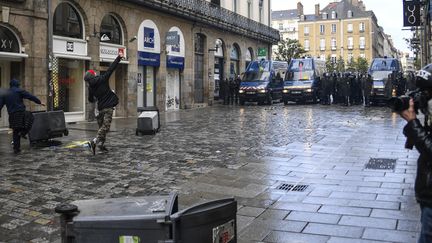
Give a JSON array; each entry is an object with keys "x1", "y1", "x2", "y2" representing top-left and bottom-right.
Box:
[
  {"x1": 297, "y1": 0, "x2": 390, "y2": 65},
  {"x1": 0, "y1": 0, "x2": 278, "y2": 126}
]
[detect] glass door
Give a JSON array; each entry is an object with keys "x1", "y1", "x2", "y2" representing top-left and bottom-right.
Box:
[
  {"x1": 145, "y1": 66, "x2": 155, "y2": 107},
  {"x1": 166, "y1": 68, "x2": 180, "y2": 111},
  {"x1": 0, "y1": 61, "x2": 9, "y2": 128}
]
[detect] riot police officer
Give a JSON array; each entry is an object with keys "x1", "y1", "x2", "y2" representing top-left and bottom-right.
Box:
[{"x1": 362, "y1": 74, "x2": 373, "y2": 107}]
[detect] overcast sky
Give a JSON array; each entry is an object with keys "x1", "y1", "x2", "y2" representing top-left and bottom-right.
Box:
[{"x1": 271, "y1": 0, "x2": 412, "y2": 54}]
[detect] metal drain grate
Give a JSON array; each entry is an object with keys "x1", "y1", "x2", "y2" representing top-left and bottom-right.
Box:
[
  {"x1": 365, "y1": 158, "x2": 396, "y2": 170},
  {"x1": 276, "y1": 183, "x2": 309, "y2": 192}
]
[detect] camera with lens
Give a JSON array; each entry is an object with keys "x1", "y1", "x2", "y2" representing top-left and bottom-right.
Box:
[
  {"x1": 388, "y1": 68, "x2": 432, "y2": 114},
  {"x1": 388, "y1": 90, "x2": 427, "y2": 113}
]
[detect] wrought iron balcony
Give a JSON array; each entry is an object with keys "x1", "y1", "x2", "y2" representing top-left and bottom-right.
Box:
[{"x1": 123, "y1": 0, "x2": 280, "y2": 43}]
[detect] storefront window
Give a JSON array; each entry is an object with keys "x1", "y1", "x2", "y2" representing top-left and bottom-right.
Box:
[
  {"x1": 100, "y1": 15, "x2": 122, "y2": 45},
  {"x1": 230, "y1": 45, "x2": 240, "y2": 79},
  {"x1": 54, "y1": 59, "x2": 84, "y2": 112},
  {"x1": 53, "y1": 3, "x2": 83, "y2": 39}
]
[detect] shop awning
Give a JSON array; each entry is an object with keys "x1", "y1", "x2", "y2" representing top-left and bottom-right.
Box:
[
  {"x1": 54, "y1": 53, "x2": 91, "y2": 60},
  {"x1": 0, "y1": 52, "x2": 29, "y2": 60}
]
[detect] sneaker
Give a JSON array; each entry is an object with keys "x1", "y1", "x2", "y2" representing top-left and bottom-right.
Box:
[
  {"x1": 98, "y1": 145, "x2": 108, "y2": 152},
  {"x1": 88, "y1": 140, "x2": 96, "y2": 155}
]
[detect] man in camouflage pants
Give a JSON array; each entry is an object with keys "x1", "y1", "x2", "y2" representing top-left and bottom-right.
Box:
[{"x1": 84, "y1": 52, "x2": 123, "y2": 155}]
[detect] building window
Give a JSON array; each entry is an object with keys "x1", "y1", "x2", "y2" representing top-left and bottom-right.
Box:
[
  {"x1": 304, "y1": 40, "x2": 310, "y2": 51},
  {"x1": 331, "y1": 38, "x2": 336, "y2": 50},
  {"x1": 53, "y1": 2, "x2": 83, "y2": 39},
  {"x1": 348, "y1": 37, "x2": 353, "y2": 50},
  {"x1": 320, "y1": 54, "x2": 326, "y2": 60},
  {"x1": 211, "y1": 0, "x2": 221, "y2": 6},
  {"x1": 331, "y1": 24, "x2": 337, "y2": 33},
  {"x1": 360, "y1": 53, "x2": 366, "y2": 58},
  {"x1": 320, "y1": 38, "x2": 326, "y2": 51},
  {"x1": 359, "y1": 22, "x2": 365, "y2": 32},
  {"x1": 247, "y1": 0, "x2": 252, "y2": 18},
  {"x1": 259, "y1": 0, "x2": 263, "y2": 23},
  {"x1": 347, "y1": 23, "x2": 353, "y2": 33},
  {"x1": 320, "y1": 24, "x2": 325, "y2": 34},
  {"x1": 359, "y1": 37, "x2": 365, "y2": 49},
  {"x1": 100, "y1": 15, "x2": 123, "y2": 45},
  {"x1": 331, "y1": 11, "x2": 337, "y2": 19},
  {"x1": 304, "y1": 26, "x2": 309, "y2": 36},
  {"x1": 279, "y1": 23, "x2": 283, "y2": 30},
  {"x1": 348, "y1": 53, "x2": 354, "y2": 63},
  {"x1": 331, "y1": 54, "x2": 337, "y2": 63},
  {"x1": 347, "y1": 10, "x2": 353, "y2": 18},
  {"x1": 322, "y1": 12, "x2": 328, "y2": 19}
]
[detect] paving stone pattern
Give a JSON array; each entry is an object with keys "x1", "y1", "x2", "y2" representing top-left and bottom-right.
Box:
[{"x1": 0, "y1": 104, "x2": 422, "y2": 242}]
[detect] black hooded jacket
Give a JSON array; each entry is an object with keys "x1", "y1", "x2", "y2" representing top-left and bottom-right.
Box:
[
  {"x1": 86, "y1": 55, "x2": 121, "y2": 110},
  {"x1": 0, "y1": 79, "x2": 41, "y2": 114},
  {"x1": 403, "y1": 119, "x2": 432, "y2": 207}
]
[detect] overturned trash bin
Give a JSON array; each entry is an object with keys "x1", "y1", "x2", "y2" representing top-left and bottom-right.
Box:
[
  {"x1": 171, "y1": 198, "x2": 237, "y2": 243},
  {"x1": 55, "y1": 193, "x2": 178, "y2": 243},
  {"x1": 136, "y1": 106, "x2": 160, "y2": 135}
]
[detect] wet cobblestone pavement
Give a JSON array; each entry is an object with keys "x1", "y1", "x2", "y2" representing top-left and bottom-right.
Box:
[{"x1": 0, "y1": 103, "x2": 421, "y2": 242}]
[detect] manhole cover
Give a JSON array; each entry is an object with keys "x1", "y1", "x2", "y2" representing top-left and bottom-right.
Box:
[
  {"x1": 365, "y1": 158, "x2": 396, "y2": 170},
  {"x1": 276, "y1": 183, "x2": 309, "y2": 192}
]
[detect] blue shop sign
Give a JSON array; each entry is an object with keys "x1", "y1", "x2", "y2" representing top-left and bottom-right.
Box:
[
  {"x1": 138, "y1": 51, "x2": 160, "y2": 66},
  {"x1": 167, "y1": 55, "x2": 184, "y2": 69}
]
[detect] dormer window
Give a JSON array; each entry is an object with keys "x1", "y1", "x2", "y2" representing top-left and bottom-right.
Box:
[
  {"x1": 331, "y1": 11, "x2": 337, "y2": 19},
  {"x1": 322, "y1": 12, "x2": 328, "y2": 19},
  {"x1": 347, "y1": 10, "x2": 353, "y2": 18}
]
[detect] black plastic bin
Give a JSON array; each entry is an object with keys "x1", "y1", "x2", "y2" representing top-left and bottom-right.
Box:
[
  {"x1": 55, "y1": 193, "x2": 178, "y2": 243},
  {"x1": 28, "y1": 110, "x2": 68, "y2": 144},
  {"x1": 136, "y1": 106, "x2": 160, "y2": 135},
  {"x1": 171, "y1": 198, "x2": 237, "y2": 243}
]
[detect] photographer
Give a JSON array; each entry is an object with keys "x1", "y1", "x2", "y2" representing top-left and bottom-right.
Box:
[{"x1": 397, "y1": 67, "x2": 432, "y2": 243}]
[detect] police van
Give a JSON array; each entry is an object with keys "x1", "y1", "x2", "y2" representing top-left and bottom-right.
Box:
[
  {"x1": 282, "y1": 58, "x2": 325, "y2": 104},
  {"x1": 238, "y1": 60, "x2": 288, "y2": 105},
  {"x1": 368, "y1": 57, "x2": 402, "y2": 105}
]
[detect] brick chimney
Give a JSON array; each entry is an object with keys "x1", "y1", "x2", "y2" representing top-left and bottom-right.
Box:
[
  {"x1": 315, "y1": 4, "x2": 320, "y2": 16},
  {"x1": 297, "y1": 2, "x2": 304, "y2": 16}
]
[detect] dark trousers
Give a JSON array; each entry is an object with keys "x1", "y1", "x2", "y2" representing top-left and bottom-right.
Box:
[{"x1": 12, "y1": 128, "x2": 24, "y2": 152}]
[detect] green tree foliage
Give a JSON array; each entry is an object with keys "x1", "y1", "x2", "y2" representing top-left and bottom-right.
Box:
[
  {"x1": 346, "y1": 57, "x2": 357, "y2": 72},
  {"x1": 325, "y1": 55, "x2": 335, "y2": 73},
  {"x1": 355, "y1": 56, "x2": 369, "y2": 74},
  {"x1": 336, "y1": 56, "x2": 345, "y2": 72},
  {"x1": 274, "y1": 38, "x2": 307, "y2": 63}
]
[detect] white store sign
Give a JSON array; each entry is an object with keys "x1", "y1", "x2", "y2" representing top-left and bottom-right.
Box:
[
  {"x1": 53, "y1": 35, "x2": 87, "y2": 58},
  {"x1": 100, "y1": 43, "x2": 127, "y2": 62}
]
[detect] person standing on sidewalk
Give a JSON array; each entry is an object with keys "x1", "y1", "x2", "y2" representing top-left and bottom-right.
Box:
[
  {"x1": 0, "y1": 79, "x2": 45, "y2": 154},
  {"x1": 398, "y1": 67, "x2": 432, "y2": 243},
  {"x1": 85, "y1": 52, "x2": 123, "y2": 155}
]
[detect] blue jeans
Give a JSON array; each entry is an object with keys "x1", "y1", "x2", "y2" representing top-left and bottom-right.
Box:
[{"x1": 419, "y1": 205, "x2": 432, "y2": 243}]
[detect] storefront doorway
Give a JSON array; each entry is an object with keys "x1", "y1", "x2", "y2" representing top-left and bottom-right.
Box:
[
  {"x1": 0, "y1": 61, "x2": 9, "y2": 128},
  {"x1": 137, "y1": 19, "x2": 160, "y2": 108},
  {"x1": 166, "y1": 68, "x2": 180, "y2": 110}
]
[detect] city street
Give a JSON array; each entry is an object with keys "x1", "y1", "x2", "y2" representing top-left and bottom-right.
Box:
[{"x1": 0, "y1": 103, "x2": 422, "y2": 242}]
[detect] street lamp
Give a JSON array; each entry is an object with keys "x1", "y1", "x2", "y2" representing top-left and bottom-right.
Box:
[{"x1": 209, "y1": 39, "x2": 222, "y2": 52}]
